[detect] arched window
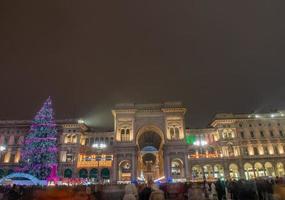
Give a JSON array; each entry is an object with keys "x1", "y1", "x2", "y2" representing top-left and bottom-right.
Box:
[
  {"x1": 64, "y1": 135, "x2": 72, "y2": 143},
  {"x1": 170, "y1": 128, "x2": 175, "y2": 139},
  {"x1": 203, "y1": 165, "x2": 214, "y2": 179},
  {"x1": 121, "y1": 129, "x2": 125, "y2": 141},
  {"x1": 64, "y1": 169, "x2": 72, "y2": 178},
  {"x1": 265, "y1": 162, "x2": 275, "y2": 177},
  {"x1": 244, "y1": 163, "x2": 254, "y2": 180},
  {"x1": 276, "y1": 162, "x2": 285, "y2": 176},
  {"x1": 254, "y1": 162, "x2": 265, "y2": 177},
  {"x1": 174, "y1": 127, "x2": 180, "y2": 139},
  {"x1": 192, "y1": 165, "x2": 203, "y2": 180},
  {"x1": 121, "y1": 129, "x2": 130, "y2": 141},
  {"x1": 229, "y1": 163, "x2": 239, "y2": 179},
  {"x1": 125, "y1": 129, "x2": 130, "y2": 141},
  {"x1": 119, "y1": 160, "x2": 131, "y2": 181},
  {"x1": 171, "y1": 159, "x2": 184, "y2": 177},
  {"x1": 101, "y1": 168, "x2": 110, "y2": 180},
  {"x1": 214, "y1": 164, "x2": 224, "y2": 178},
  {"x1": 79, "y1": 168, "x2": 88, "y2": 178},
  {"x1": 72, "y1": 135, "x2": 77, "y2": 143},
  {"x1": 89, "y1": 168, "x2": 98, "y2": 179}
]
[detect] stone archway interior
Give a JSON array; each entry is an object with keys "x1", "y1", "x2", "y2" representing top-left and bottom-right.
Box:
[
  {"x1": 138, "y1": 131, "x2": 162, "y2": 150},
  {"x1": 138, "y1": 131, "x2": 163, "y2": 182},
  {"x1": 142, "y1": 153, "x2": 156, "y2": 165}
]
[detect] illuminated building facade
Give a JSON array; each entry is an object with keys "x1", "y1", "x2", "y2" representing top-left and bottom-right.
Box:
[
  {"x1": 188, "y1": 112, "x2": 285, "y2": 181},
  {"x1": 0, "y1": 103, "x2": 285, "y2": 182}
]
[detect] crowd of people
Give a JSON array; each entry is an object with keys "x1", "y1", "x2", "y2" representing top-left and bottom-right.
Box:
[
  {"x1": 0, "y1": 177, "x2": 284, "y2": 200},
  {"x1": 121, "y1": 177, "x2": 285, "y2": 200}
]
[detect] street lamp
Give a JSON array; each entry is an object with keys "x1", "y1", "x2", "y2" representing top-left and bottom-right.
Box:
[
  {"x1": 0, "y1": 145, "x2": 6, "y2": 162},
  {"x1": 92, "y1": 143, "x2": 107, "y2": 183},
  {"x1": 0, "y1": 145, "x2": 6, "y2": 152}
]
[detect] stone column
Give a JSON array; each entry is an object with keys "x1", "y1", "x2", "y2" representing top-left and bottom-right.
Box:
[
  {"x1": 131, "y1": 152, "x2": 136, "y2": 180},
  {"x1": 164, "y1": 153, "x2": 170, "y2": 179},
  {"x1": 112, "y1": 153, "x2": 117, "y2": 183},
  {"x1": 184, "y1": 153, "x2": 190, "y2": 180},
  {"x1": 238, "y1": 161, "x2": 246, "y2": 179},
  {"x1": 223, "y1": 162, "x2": 230, "y2": 180}
]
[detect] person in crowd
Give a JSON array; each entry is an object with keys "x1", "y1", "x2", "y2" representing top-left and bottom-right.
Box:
[
  {"x1": 215, "y1": 179, "x2": 225, "y2": 200},
  {"x1": 139, "y1": 183, "x2": 152, "y2": 200},
  {"x1": 266, "y1": 179, "x2": 274, "y2": 200},
  {"x1": 123, "y1": 184, "x2": 137, "y2": 200},
  {"x1": 85, "y1": 185, "x2": 92, "y2": 200},
  {"x1": 7, "y1": 184, "x2": 20, "y2": 200},
  {"x1": 209, "y1": 181, "x2": 217, "y2": 200},
  {"x1": 237, "y1": 179, "x2": 258, "y2": 200},
  {"x1": 149, "y1": 184, "x2": 164, "y2": 200}
]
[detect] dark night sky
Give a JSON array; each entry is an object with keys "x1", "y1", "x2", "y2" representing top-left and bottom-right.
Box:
[{"x1": 1, "y1": 1, "x2": 285, "y2": 128}]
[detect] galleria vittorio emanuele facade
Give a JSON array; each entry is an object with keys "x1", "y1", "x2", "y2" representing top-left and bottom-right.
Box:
[{"x1": 0, "y1": 102, "x2": 285, "y2": 183}]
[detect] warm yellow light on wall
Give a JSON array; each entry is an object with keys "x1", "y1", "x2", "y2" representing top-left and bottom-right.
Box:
[
  {"x1": 278, "y1": 145, "x2": 284, "y2": 154},
  {"x1": 4, "y1": 152, "x2": 10, "y2": 163},
  {"x1": 268, "y1": 146, "x2": 274, "y2": 155},
  {"x1": 248, "y1": 147, "x2": 254, "y2": 156},
  {"x1": 258, "y1": 146, "x2": 264, "y2": 155}
]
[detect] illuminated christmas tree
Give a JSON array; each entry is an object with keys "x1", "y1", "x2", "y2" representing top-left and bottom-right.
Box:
[{"x1": 20, "y1": 97, "x2": 58, "y2": 180}]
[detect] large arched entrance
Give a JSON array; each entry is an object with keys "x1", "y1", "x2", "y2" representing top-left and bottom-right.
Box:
[{"x1": 136, "y1": 126, "x2": 164, "y2": 182}]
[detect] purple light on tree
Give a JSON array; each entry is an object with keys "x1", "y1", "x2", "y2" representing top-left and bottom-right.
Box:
[{"x1": 19, "y1": 97, "x2": 58, "y2": 180}]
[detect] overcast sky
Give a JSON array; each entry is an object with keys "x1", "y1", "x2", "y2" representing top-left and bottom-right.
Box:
[{"x1": 1, "y1": 1, "x2": 285, "y2": 128}]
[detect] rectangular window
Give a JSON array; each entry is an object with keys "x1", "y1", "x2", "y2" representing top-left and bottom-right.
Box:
[
  {"x1": 280, "y1": 130, "x2": 284, "y2": 137},
  {"x1": 240, "y1": 132, "x2": 244, "y2": 139},
  {"x1": 250, "y1": 131, "x2": 255, "y2": 138},
  {"x1": 243, "y1": 147, "x2": 249, "y2": 156},
  {"x1": 270, "y1": 131, "x2": 274, "y2": 138},
  {"x1": 260, "y1": 131, "x2": 264, "y2": 138}
]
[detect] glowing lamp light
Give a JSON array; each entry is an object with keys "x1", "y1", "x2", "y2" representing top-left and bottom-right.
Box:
[
  {"x1": 0, "y1": 145, "x2": 6, "y2": 152},
  {"x1": 78, "y1": 119, "x2": 85, "y2": 124},
  {"x1": 194, "y1": 140, "x2": 207, "y2": 146},
  {"x1": 92, "y1": 143, "x2": 107, "y2": 149},
  {"x1": 271, "y1": 114, "x2": 275, "y2": 118},
  {"x1": 255, "y1": 115, "x2": 260, "y2": 118}
]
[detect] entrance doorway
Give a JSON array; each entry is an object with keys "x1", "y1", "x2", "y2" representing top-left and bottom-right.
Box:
[{"x1": 137, "y1": 129, "x2": 164, "y2": 182}]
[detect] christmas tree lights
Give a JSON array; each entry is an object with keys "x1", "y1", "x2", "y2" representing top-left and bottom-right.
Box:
[{"x1": 19, "y1": 97, "x2": 58, "y2": 180}]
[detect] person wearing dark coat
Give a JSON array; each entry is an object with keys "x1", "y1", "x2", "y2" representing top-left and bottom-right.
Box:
[
  {"x1": 215, "y1": 179, "x2": 225, "y2": 200},
  {"x1": 139, "y1": 185, "x2": 152, "y2": 200}
]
